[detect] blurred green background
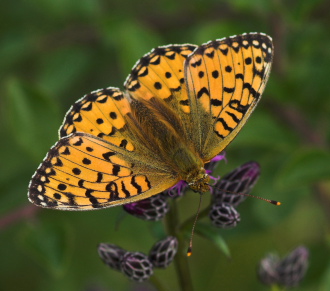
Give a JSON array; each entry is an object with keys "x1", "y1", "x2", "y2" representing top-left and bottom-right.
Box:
[{"x1": 1, "y1": 0, "x2": 330, "y2": 290}]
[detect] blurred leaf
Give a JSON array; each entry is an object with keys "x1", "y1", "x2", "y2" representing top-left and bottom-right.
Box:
[
  {"x1": 320, "y1": 262, "x2": 330, "y2": 291},
  {"x1": 33, "y1": 0, "x2": 101, "y2": 19},
  {"x1": 193, "y1": 21, "x2": 247, "y2": 45},
  {"x1": 149, "y1": 221, "x2": 167, "y2": 239},
  {"x1": 276, "y1": 148, "x2": 330, "y2": 188},
  {"x1": 233, "y1": 110, "x2": 298, "y2": 151},
  {"x1": 195, "y1": 223, "x2": 231, "y2": 258},
  {"x1": 19, "y1": 220, "x2": 72, "y2": 277},
  {"x1": 228, "y1": 0, "x2": 272, "y2": 13},
  {"x1": 0, "y1": 32, "x2": 34, "y2": 75},
  {"x1": 38, "y1": 47, "x2": 93, "y2": 97},
  {"x1": 101, "y1": 19, "x2": 163, "y2": 74},
  {"x1": 4, "y1": 78, "x2": 61, "y2": 161},
  {"x1": 278, "y1": 0, "x2": 325, "y2": 24}
]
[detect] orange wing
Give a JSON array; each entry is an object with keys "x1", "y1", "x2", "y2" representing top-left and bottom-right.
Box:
[
  {"x1": 184, "y1": 33, "x2": 273, "y2": 161},
  {"x1": 29, "y1": 133, "x2": 179, "y2": 210},
  {"x1": 29, "y1": 88, "x2": 180, "y2": 210}
]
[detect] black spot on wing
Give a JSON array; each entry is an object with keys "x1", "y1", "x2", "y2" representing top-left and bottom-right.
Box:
[
  {"x1": 191, "y1": 59, "x2": 202, "y2": 68},
  {"x1": 121, "y1": 181, "x2": 131, "y2": 198},
  {"x1": 197, "y1": 87, "x2": 210, "y2": 98},
  {"x1": 216, "y1": 117, "x2": 234, "y2": 131},
  {"x1": 131, "y1": 176, "x2": 142, "y2": 194}
]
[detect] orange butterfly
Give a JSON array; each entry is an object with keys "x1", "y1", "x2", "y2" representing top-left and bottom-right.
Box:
[{"x1": 28, "y1": 33, "x2": 273, "y2": 210}]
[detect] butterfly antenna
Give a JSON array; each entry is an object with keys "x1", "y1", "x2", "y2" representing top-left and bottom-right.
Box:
[
  {"x1": 187, "y1": 193, "x2": 203, "y2": 257},
  {"x1": 208, "y1": 184, "x2": 281, "y2": 206}
]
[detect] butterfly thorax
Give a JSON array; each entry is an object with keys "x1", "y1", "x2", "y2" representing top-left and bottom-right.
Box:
[{"x1": 185, "y1": 167, "x2": 210, "y2": 193}]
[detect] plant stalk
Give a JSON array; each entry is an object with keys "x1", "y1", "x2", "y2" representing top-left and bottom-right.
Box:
[{"x1": 165, "y1": 199, "x2": 194, "y2": 291}]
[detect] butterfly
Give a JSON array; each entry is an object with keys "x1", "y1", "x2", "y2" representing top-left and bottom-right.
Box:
[{"x1": 28, "y1": 32, "x2": 273, "y2": 210}]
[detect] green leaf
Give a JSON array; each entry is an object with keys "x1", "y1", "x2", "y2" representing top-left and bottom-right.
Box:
[
  {"x1": 101, "y1": 19, "x2": 163, "y2": 75},
  {"x1": 195, "y1": 222, "x2": 231, "y2": 258},
  {"x1": 233, "y1": 110, "x2": 298, "y2": 151},
  {"x1": 193, "y1": 21, "x2": 247, "y2": 45},
  {"x1": 38, "y1": 47, "x2": 93, "y2": 96},
  {"x1": 276, "y1": 148, "x2": 330, "y2": 188},
  {"x1": 18, "y1": 220, "x2": 72, "y2": 277},
  {"x1": 320, "y1": 262, "x2": 330, "y2": 291},
  {"x1": 4, "y1": 78, "x2": 61, "y2": 161}
]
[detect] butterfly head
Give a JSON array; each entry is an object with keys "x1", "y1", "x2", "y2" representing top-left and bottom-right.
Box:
[{"x1": 186, "y1": 167, "x2": 210, "y2": 193}]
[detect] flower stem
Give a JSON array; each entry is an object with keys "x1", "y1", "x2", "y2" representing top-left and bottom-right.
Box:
[
  {"x1": 149, "y1": 274, "x2": 169, "y2": 291},
  {"x1": 179, "y1": 206, "x2": 209, "y2": 232},
  {"x1": 271, "y1": 284, "x2": 286, "y2": 291},
  {"x1": 165, "y1": 199, "x2": 194, "y2": 291}
]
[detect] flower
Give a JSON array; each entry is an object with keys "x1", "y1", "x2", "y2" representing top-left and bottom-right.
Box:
[
  {"x1": 98, "y1": 243, "x2": 126, "y2": 272},
  {"x1": 121, "y1": 252, "x2": 154, "y2": 282},
  {"x1": 209, "y1": 203, "x2": 240, "y2": 229},
  {"x1": 166, "y1": 180, "x2": 188, "y2": 198},
  {"x1": 258, "y1": 246, "x2": 309, "y2": 287},
  {"x1": 212, "y1": 161, "x2": 260, "y2": 207},
  {"x1": 123, "y1": 194, "x2": 169, "y2": 221},
  {"x1": 149, "y1": 236, "x2": 178, "y2": 268}
]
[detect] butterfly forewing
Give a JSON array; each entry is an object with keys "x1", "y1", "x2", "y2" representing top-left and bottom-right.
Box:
[
  {"x1": 185, "y1": 33, "x2": 273, "y2": 161},
  {"x1": 124, "y1": 44, "x2": 197, "y2": 111}
]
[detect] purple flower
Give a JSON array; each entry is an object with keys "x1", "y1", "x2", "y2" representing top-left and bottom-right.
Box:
[
  {"x1": 209, "y1": 203, "x2": 240, "y2": 229},
  {"x1": 121, "y1": 252, "x2": 154, "y2": 282},
  {"x1": 258, "y1": 246, "x2": 309, "y2": 287},
  {"x1": 213, "y1": 161, "x2": 260, "y2": 207},
  {"x1": 205, "y1": 152, "x2": 227, "y2": 181},
  {"x1": 123, "y1": 194, "x2": 169, "y2": 221},
  {"x1": 98, "y1": 243, "x2": 126, "y2": 271},
  {"x1": 149, "y1": 236, "x2": 178, "y2": 268},
  {"x1": 166, "y1": 180, "x2": 188, "y2": 197}
]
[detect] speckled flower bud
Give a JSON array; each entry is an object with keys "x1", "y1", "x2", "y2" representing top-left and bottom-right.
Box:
[
  {"x1": 149, "y1": 236, "x2": 178, "y2": 268},
  {"x1": 213, "y1": 161, "x2": 260, "y2": 207},
  {"x1": 123, "y1": 194, "x2": 169, "y2": 221},
  {"x1": 209, "y1": 203, "x2": 240, "y2": 228},
  {"x1": 98, "y1": 243, "x2": 126, "y2": 272},
  {"x1": 258, "y1": 253, "x2": 280, "y2": 286},
  {"x1": 258, "y1": 246, "x2": 309, "y2": 287},
  {"x1": 121, "y1": 252, "x2": 154, "y2": 282},
  {"x1": 277, "y1": 246, "x2": 309, "y2": 287}
]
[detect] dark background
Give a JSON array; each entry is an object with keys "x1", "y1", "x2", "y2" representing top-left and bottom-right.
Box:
[{"x1": 1, "y1": 0, "x2": 330, "y2": 290}]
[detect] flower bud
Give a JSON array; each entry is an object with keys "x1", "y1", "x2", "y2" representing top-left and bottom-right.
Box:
[
  {"x1": 98, "y1": 243, "x2": 126, "y2": 272},
  {"x1": 277, "y1": 246, "x2": 309, "y2": 287},
  {"x1": 258, "y1": 254, "x2": 280, "y2": 286},
  {"x1": 213, "y1": 161, "x2": 260, "y2": 207},
  {"x1": 121, "y1": 252, "x2": 154, "y2": 282},
  {"x1": 123, "y1": 194, "x2": 169, "y2": 221},
  {"x1": 209, "y1": 203, "x2": 240, "y2": 228},
  {"x1": 149, "y1": 236, "x2": 178, "y2": 268},
  {"x1": 258, "y1": 246, "x2": 309, "y2": 287}
]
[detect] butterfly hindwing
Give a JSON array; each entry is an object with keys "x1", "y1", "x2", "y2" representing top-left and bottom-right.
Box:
[
  {"x1": 185, "y1": 33, "x2": 273, "y2": 161},
  {"x1": 29, "y1": 133, "x2": 179, "y2": 210}
]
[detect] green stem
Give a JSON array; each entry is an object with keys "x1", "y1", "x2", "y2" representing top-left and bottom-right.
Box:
[
  {"x1": 165, "y1": 199, "x2": 194, "y2": 291},
  {"x1": 270, "y1": 284, "x2": 285, "y2": 291},
  {"x1": 179, "y1": 206, "x2": 209, "y2": 232},
  {"x1": 149, "y1": 274, "x2": 169, "y2": 291}
]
